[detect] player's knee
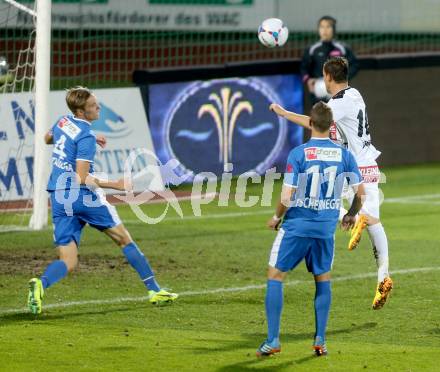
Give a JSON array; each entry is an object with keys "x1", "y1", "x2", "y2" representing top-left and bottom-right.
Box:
[
  {"x1": 65, "y1": 256, "x2": 78, "y2": 272},
  {"x1": 105, "y1": 225, "x2": 133, "y2": 247},
  {"x1": 58, "y1": 242, "x2": 78, "y2": 272},
  {"x1": 59, "y1": 253, "x2": 78, "y2": 272},
  {"x1": 115, "y1": 231, "x2": 132, "y2": 247},
  {"x1": 267, "y1": 266, "x2": 286, "y2": 281},
  {"x1": 315, "y1": 272, "x2": 331, "y2": 282},
  {"x1": 366, "y1": 215, "x2": 380, "y2": 225}
]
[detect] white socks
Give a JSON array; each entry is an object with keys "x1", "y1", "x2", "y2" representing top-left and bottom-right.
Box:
[{"x1": 367, "y1": 223, "x2": 390, "y2": 282}]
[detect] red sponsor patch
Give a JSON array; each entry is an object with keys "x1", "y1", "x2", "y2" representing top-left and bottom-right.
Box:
[
  {"x1": 58, "y1": 117, "x2": 68, "y2": 128},
  {"x1": 329, "y1": 122, "x2": 337, "y2": 140},
  {"x1": 305, "y1": 147, "x2": 317, "y2": 160},
  {"x1": 359, "y1": 165, "x2": 380, "y2": 183},
  {"x1": 286, "y1": 163, "x2": 293, "y2": 173}
]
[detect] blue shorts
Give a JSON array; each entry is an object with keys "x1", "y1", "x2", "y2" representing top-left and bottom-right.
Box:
[
  {"x1": 50, "y1": 188, "x2": 121, "y2": 247},
  {"x1": 268, "y1": 228, "x2": 334, "y2": 275}
]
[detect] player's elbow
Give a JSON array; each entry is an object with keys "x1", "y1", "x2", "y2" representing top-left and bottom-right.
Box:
[
  {"x1": 44, "y1": 133, "x2": 53, "y2": 144},
  {"x1": 281, "y1": 194, "x2": 294, "y2": 207}
]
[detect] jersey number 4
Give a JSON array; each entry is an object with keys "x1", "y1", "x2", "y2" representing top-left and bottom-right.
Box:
[
  {"x1": 53, "y1": 135, "x2": 67, "y2": 159},
  {"x1": 357, "y1": 109, "x2": 370, "y2": 137}
]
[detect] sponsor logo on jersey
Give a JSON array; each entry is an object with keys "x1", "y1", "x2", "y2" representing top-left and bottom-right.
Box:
[
  {"x1": 305, "y1": 147, "x2": 342, "y2": 162},
  {"x1": 359, "y1": 165, "x2": 380, "y2": 183},
  {"x1": 58, "y1": 117, "x2": 68, "y2": 128},
  {"x1": 59, "y1": 118, "x2": 81, "y2": 139}
]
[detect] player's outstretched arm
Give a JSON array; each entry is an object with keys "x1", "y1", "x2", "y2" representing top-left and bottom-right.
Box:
[
  {"x1": 76, "y1": 160, "x2": 131, "y2": 191},
  {"x1": 269, "y1": 103, "x2": 311, "y2": 130}
]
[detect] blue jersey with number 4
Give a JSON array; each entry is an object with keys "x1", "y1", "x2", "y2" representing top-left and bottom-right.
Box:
[
  {"x1": 282, "y1": 137, "x2": 362, "y2": 238},
  {"x1": 47, "y1": 115, "x2": 96, "y2": 191}
]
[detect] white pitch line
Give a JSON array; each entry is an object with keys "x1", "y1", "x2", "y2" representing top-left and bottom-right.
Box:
[
  {"x1": 384, "y1": 193, "x2": 440, "y2": 205},
  {"x1": 124, "y1": 192, "x2": 440, "y2": 224},
  {"x1": 2, "y1": 193, "x2": 438, "y2": 230},
  {"x1": 124, "y1": 208, "x2": 273, "y2": 224},
  {"x1": 385, "y1": 193, "x2": 440, "y2": 202},
  {"x1": 1, "y1": 266, "x2": 439, "y2": 316}
]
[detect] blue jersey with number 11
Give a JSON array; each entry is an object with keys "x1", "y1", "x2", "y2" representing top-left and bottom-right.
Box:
[{"x1": 282, "y1": 137, "x2": 362, "y2": 239}]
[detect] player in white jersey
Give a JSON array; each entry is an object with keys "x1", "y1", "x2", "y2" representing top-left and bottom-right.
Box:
[{"x1": 269, "y1": 57, "x2": 392, "y2": 310}]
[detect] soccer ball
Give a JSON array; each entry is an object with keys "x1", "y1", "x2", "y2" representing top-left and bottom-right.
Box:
[
  {"x1": 258, "y1": 18, "x2": 289, "y2": 48},
  {"x1": 314, "y1": 78, "x2": 331, "y2": 99}
]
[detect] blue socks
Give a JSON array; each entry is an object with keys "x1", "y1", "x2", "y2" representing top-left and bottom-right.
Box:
[
  {"x1": 39, "y1": 243, "x2": 160, "y2": 293},
  {"x1": 314, "y1": 280, "x2": 332, "y2": 343},
  {"x1": 265, "y1": 279, "x2": 283, "y2": 345},
  {"x1": 41, "y1": 260, "x2": 68, "y2": 289},
  {"x1": 122, "y1": 242, "x2": 160, "y2": 292}
]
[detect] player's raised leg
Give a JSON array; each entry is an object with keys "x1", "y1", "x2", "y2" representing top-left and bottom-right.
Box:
[
  {"x1": 28, "y1": 241, "x2": 78, "y2": 314},
  {"x1": 352, "y1": 182, "x2": 392, "y2": 309},
  {"x1": 104, "y1": 224, "x2": 178, "y2": 306},
  {"x1": 367, "y1": 219, "x2": 393, "y2": 309}
]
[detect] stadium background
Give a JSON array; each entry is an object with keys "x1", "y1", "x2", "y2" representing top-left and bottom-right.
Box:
[{"x1": 2, "y1": 0, "x2": 440, "y2": 170}]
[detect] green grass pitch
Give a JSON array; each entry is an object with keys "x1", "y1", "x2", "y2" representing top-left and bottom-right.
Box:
[{"x1": 0, "y1": 164, "x2": 439, "y2": 371}]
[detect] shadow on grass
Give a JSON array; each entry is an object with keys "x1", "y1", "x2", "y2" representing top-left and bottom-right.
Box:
[
  {"x1": 187, "y1": 322, "x2": 378, "y2": 355},
  {"x1": 0, "y1": 306, "x2": 137, "y2": 325},
  {"x1": 216, "y1": 354, "x2": 317, "y2": 371},
  {"x1": 98, "y1": 346, "x2": 137, "y2": 352}
]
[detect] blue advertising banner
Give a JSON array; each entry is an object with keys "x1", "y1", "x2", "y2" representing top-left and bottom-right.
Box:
[{"x1": 148, "y1": 74, "x2": 303, "y2": 179}]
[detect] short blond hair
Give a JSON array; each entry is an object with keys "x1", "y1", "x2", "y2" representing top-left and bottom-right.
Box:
[{"x1": 66, "y1": 86, "x2": 92, "y2": 115}]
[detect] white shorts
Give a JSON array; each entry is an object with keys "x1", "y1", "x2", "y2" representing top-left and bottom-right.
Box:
[{"x1": 344, "y1": 163, "x2": 382, "y2": 219}]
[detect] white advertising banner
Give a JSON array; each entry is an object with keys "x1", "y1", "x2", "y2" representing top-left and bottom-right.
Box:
[
  {"x1": 3, "y1": 0, "x2": 440, "y2": 32},
  {"x1": 0, "y1": 87, "x2": 164, "y2": 201},
  {"x1": 5, "y1": 0, "x2": 275, "y2": 31}
]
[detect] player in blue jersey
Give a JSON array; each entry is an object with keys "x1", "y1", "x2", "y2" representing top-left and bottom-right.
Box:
[
  {"x1": 27, "y1": 87, "x2": 178, "y2": 314},
  {"x1": 256, "y1": 102, "x2": 365, "y2": 357}
]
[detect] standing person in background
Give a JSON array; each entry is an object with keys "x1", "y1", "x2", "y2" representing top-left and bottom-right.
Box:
[{"x1": 301, "y1": 15, "x2": 359, "y2": 104}]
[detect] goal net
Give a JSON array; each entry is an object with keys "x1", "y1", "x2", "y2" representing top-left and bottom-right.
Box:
[{"x1": 0, "y1": 0, "x2": 51, "y2": 231}]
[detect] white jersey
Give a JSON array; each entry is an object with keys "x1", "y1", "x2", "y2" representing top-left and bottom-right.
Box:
[{"x1": 327, "y1": 87, "x2": 381, "y2": 166}]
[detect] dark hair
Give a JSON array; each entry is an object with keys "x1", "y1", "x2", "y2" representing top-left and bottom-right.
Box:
[
  {"x1": 318, "y1": 15, "x2": 337, "y2": 34},
  {"x1": 323, "y1": 57, "x2": 349, "y2": 83},
  {"x1": 66, "y1": 86, "x2": 92, "y2": 114},
  {"x1": 310, "y1": 101, "x2": 333, "y2": 133}
]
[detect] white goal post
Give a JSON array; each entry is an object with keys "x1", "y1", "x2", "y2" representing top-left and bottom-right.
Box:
[
  {"x1": 0, "y1": 0, "x2": 51, "y2": 231},
  {"x1": 29, "y1": 0, "x2": 51, "y2": 230}
]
